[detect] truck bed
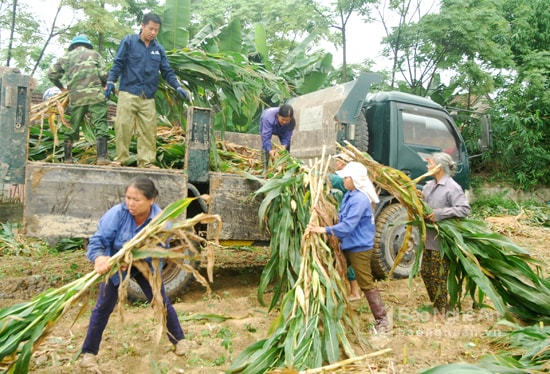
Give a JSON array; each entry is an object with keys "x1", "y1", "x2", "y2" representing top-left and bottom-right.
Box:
[
  {"x1": 24, "y1": 162, "x2": 188, "y2": 241},
  {"x1": 23, "y1": 162, "x2": 268, "y2": 244}
]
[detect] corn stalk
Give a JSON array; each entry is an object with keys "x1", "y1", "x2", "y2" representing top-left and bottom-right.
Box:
[
  {"x1": 0, "y1": 197, "x2": 219, "y2": 374},
  {"x1": 422, "y1": 321, "x2": 550, "y2": 373},
  {"x1": 438, "y1": 218, "x2": 550, "y2": 322},
  {"x1": 251, "y1": 151, "x2": 312, "y2": 310},
  {"x1": 29, "y1": 91, "x2": 70, "y2": 151},
  {"x1": 229, "y1": 150, "x2": 369, "y2": 373}
]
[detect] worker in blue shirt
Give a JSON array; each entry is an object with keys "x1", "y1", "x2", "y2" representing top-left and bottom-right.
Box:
[
  {"x1": 330, "y1": 153, "x2": 362, "y2": 301},
  {"x1": 307, "y1": 162, "x2": 389, "y2": 333},
  {"x1": 80, "y1": 177, "x2": 193, "y2": 369},
  {"x1": 259, "y1": 104, "x2": 295, "y2": 174},
  {"x1": 105, "y1": 13, "x2": 190, "y2": 168}
]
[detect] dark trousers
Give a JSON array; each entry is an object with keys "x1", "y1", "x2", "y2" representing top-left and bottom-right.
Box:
[
  {"x1": 420, "y1": 249, "x2": 449, "y2": 312},
  {"x1": 81, "y1": 271, "x2": 184, "y2": 355}
]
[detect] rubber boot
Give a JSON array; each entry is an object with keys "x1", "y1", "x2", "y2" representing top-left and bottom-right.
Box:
[
  {"x1": 365, "y1": 288, "x2": 390, "y2": 333},
  {"x1": 96, "y1": 137, "x2": 110, "y2": 165},
  {"x1": 64, "y1": 138, "x2": 73, "y2": 164},
  {"x1": 261, "y1": 150, "x2": 268, "y2": 177}
]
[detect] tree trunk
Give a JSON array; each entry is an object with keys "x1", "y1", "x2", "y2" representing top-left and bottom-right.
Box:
[{"x1": 7, "y1": 0, "x2": 18, "y2": 66}]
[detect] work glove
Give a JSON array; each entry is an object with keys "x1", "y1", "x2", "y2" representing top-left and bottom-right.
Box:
[
  {"x1": 176, "y1": 87, "x2": 190, "y2": 101},
  {"x1": 105, "y1": 81, "x2": 115, "y2": 100}
]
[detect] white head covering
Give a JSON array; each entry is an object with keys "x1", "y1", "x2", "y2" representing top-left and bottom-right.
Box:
[
  {"x1": 336, "y1": 161, "x2": 379, "y2": 203},
  {"x1": 333, "y1": 152, "x2": 353, "y2": 163}
]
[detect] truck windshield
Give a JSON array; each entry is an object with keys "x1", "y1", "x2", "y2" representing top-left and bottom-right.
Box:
[{"x1": 402, "y1": 111, "x2": 459, "y2": 161}]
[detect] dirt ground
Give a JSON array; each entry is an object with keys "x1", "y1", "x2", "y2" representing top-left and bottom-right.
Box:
[{"x1": 1, "y1": 215, "x2": 549, "y2": 374}]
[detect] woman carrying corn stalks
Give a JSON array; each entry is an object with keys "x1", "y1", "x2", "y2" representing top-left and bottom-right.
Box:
[
  {"x1": 308, "y1": 161, "x2": 390, "y2": 333},
  {"x1": 79, "y1": 177, "x2": 192, "y2": 369},
  {"x1": 421, "y1": 152, "x2": 471, "y2": 318},
  {"x1": 330, "y1": 153, "x2": 362, "y2": 302}
]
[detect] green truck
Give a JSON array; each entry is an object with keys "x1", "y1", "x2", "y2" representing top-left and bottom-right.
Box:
[{"x1": 0, "y1": 70, "x2": 489, "y2": 300}]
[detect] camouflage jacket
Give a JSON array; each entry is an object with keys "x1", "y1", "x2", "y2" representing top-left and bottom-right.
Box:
[{"x1": 47, "y1": 46, "x2": 108, "y2": 107}]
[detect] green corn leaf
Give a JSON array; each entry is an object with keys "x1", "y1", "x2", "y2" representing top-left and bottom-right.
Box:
[{"x1": 321, "y1": 306, "x2": 340, "y2": 363}]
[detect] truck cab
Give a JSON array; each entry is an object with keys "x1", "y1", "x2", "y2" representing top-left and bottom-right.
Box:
[{"x1": 365, "y1": 91, "x2": 469, "y2": 191}]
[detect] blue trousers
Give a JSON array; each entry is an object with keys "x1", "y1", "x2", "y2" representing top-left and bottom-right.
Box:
[{"x1": 81, "y1": 271, "x2": 184, "y2": 355}]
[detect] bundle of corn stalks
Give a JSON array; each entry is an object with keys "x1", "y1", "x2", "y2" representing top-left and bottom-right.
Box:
[
  {"x1": 0, "y1": 198, "x2": 219, "y2": 374},
  {"x1": 438, "y1": 218, "x2": 550, "y2": 322},
  {"x1": 251, "y1": 151, "x2": 314, "y2": 310},
  {"x1": 422, "y1": 321, "x2": 550, "y2": 373},
  {"x1": 229, "y1": 149, "x2": 373, "y2": 373},
  {"x1": 28, "y1": 91, "x2": 106, "y2": 164},
  {"x1": 28, "y1": 93, "x2": 267, "y2": 172},
  {"x1": 29, "y1": 91, "x2": 70, "y2": 149},
  {"x1": 215, "y1": 141, "x2": 264, "y2": 173}
]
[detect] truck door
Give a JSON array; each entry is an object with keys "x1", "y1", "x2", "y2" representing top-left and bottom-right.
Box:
[{"x1": 395, "y1": 104, "x2": 469, "y2": 190}]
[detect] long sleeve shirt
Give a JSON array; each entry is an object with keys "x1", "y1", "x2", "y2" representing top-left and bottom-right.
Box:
[
  {"x1": 422, "y1": 174, "x2": 471, "y2": 251},
  {"x1": 47, "y1": 46, "x2": 108, "y2": 107},
  {"x1": 325, "y1": 189, "x2": 375, "y2": 252},
  {"x1": 86, "y1": 201, "x2": 162, "y2": 285},
  {"x1": 107, "y1": 34, "x2": 181, "y2": 99},
  {"x1": 260, "y1": 107, "x2": 295, "y2": 152}
]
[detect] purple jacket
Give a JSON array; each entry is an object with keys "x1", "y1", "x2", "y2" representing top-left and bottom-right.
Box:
[{"x1": 260, "y1": 107, "x2": 295, "y2": 151}]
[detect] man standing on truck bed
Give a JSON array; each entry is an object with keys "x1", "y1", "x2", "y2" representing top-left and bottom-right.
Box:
[
  {"x1": 260, "y1": 104, "x2": 295, "y2": 174},
  {"x1": 47, "y1": 35, "x2": 111, "y2": 165},
  {"x1": 105, "y1": 13, "x2": 190, "y2": 168}
]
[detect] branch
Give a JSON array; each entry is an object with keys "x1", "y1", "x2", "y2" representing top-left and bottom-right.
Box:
[{"x1": 31, "y1": 2, "x2": 62, "y2": 76}]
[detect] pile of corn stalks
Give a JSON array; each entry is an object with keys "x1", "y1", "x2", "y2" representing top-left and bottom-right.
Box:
[
  {"x1": 0, "y1": 198, "x2": 220, "y2": 374},
  {"x1": 28, "y1": 92, "x2": 267, "y2": 171},
  {"x1": 422, "y1": 320, "x2": 550, "y2": 373}
]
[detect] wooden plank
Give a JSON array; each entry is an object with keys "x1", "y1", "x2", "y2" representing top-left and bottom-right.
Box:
[
  {"x1": 23, "y1": 162, "x2": 187, "y2": 240},
  {"x1": 207, "y1": 172, "x2": 269, "y2": 241}
]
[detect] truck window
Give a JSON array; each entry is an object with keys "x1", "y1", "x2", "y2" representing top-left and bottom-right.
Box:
[{"x1": 402, "y1": 111, "x2": 460, "y2": 161}]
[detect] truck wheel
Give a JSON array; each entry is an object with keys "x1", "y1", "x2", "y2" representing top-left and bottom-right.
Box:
[
  {"x1": 371, "y1": 204, "x2": 419, "y2": 280},
  {"x1": 127, "y1": 242, "x2": 201, "y2": 302},
  {"x1": 354, "y1": 108, "x2": 369, "y2": 150}
]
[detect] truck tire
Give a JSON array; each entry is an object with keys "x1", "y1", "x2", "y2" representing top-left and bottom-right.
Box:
[
  {"x1": 354, "y1": 108, "x2": 369, "y2": 151},
  {"x1": 371, "y1": 204, "x2": 419, "y2": 280},
  {"x1": 127, "y1": 242, "x2": 201, "y2": 302}
]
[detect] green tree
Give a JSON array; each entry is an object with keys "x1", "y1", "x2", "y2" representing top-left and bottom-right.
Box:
[
  {"x1": 0, "y1": 1, "x2": 44, "y2": 73},
  {"x1": 383, "y1": 0, "x2": 511, "y2": 98},
  {"x1": 313, "y1": 0, "x2": 379, "y2": 82},
  {"x1": 189, "y1": 0, "x2": 332, "y2": 73},
  {"x1": 487, "y1": 0, "x2": 550, "y2": 189}
]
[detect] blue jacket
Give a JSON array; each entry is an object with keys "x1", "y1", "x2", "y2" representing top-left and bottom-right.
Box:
[
  {"x1": 325, "y1": 189, "x2": 375, "y2": 252},
  {"x1": 107, "y1": 34, "x2": 181, "y2": 99},
  {"x1": 87, "y1": 201, "x2": 162, "y2": 285}
]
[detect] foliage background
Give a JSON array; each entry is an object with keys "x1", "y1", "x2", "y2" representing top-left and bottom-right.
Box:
[{"x1": 1, "y1": 0, "x2": 549, "y2": 190}]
